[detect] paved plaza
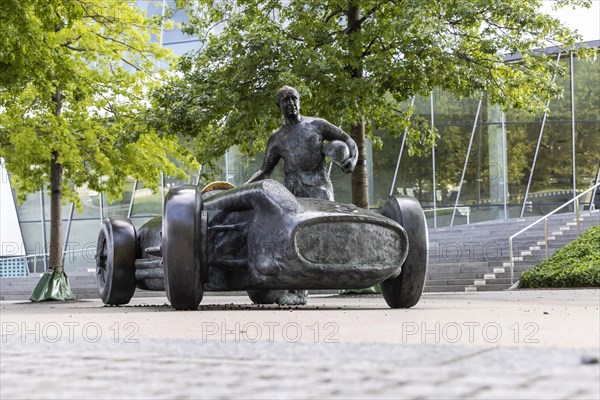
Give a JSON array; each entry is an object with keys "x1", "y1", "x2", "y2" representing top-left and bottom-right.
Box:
[{"x1": 1, "y1": 289, "x2": 599, "y2": 399}]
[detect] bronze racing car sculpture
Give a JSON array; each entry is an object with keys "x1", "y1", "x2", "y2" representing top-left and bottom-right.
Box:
[{"x1": 95, "y1": 180, "x2": 428, "y2": 310}]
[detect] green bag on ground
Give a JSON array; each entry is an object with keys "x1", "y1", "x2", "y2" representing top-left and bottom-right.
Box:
[
  {"x1": 340, "y1": 284, "x2": 382, "y2": 295},
  {"x1": 30, "y1": 270, "x2": 76, "y2": 302}
]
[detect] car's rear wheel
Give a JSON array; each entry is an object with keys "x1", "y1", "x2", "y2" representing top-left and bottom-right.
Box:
[
  {"x1": 96, "y1": 217, "x2": 137, "y2": 305},
  {"x1": 379, "y1": 196, "x2": 428, "y2": 308},
  {"x1": 163, "y1": 185, "x2": 204, "y2": 310}
]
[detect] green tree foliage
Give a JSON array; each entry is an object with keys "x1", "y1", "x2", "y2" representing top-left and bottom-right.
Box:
[
  {"x1": 153, "y1": 0, "x2": 591, "y2": 207},
  {"x1": 0, "y1": 0, "x2": 196, "y2": 274},
  {"x1": 519, "y1": 224, "x2": 600, "y2": 288}
]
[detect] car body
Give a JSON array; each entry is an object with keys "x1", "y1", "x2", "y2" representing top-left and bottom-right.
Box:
[{"x1": 96, "y1": 179, "x2": 428, "y2": 310}]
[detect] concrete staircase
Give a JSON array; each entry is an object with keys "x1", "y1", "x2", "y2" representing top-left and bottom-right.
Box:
[{"x1": 424, "y1": 209, "x2": 600, "y2": 292}]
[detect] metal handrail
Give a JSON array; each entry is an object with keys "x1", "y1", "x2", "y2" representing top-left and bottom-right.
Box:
[{"x1": 508, "y1": 182, "x2": 600, "y2": 284}]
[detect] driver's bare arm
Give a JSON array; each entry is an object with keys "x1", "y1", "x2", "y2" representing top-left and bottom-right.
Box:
[
  {"x1": 319, "y1": 119, "x2": 358, "y2": 173},
  {"x1": 246, "y1": 134, "x2": 281, "y2": 184}
]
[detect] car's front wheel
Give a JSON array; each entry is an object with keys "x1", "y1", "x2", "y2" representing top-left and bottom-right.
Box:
[
  {"x1": 163, "y1": 185, "x2": 204, "y2": 310},
  {"x1": 379, "y1": 196, "x2": 428, "y2": 308}
]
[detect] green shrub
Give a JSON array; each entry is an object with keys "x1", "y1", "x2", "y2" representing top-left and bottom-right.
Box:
[{"x1": 519, "y1": 224, "x2": 600, "y2": 288}]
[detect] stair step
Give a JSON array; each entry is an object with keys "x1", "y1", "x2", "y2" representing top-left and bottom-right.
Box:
[
  {"x1": 493, "y1": 268, "x2": 505, "y2": 273},
  {"x1": 483, "y1": 273, "x2": 496, "y2": 279},
  {"x1": 471, "y1": 284, "x2": 512, "y2": 291},
  {"x1": 424, "y1": 285, "x2": 471, "y2": 293},
  {"x1": 474, "y1": 280, "x2": 486, "y2": 286},
  {"x1": 465, "y1": 286, "x2": 477, "y2": 292}
]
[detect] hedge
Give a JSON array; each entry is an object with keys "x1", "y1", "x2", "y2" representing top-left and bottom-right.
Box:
[{"x1": 519, "y1": 224, "x2": 600, "y2": 288}]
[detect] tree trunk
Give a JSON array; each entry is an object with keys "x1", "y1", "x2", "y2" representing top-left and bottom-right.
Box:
[
  {"x1": 347, "y1": 3, "x2": 369, "y2": 208},
  {"x1": 350, "y1": 117, "x2": 369, "y2": 208},
  {"x1": 49, "y1": 84, "x2": 64, "y2": 273},
  {"x1": 49, "y1": 153, "x2": 63, "y2": 273}
]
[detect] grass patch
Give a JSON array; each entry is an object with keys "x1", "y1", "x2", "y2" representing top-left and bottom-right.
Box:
[{"x1": 519, "y1": 224, "x2": 600, "y2": 288}]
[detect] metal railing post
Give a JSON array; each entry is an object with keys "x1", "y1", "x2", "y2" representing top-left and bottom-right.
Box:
[
  {"x1": 575, "y1": 198, "x2": 580, "y2": 236},
  {"x1": 509, "y1": 237, "x2": 514, "y2": 285},
  {"x1": 544, "y1": 217, "x2": 549, "y2": 259}
]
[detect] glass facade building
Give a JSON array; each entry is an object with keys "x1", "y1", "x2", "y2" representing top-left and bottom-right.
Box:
[{"x1": 0, "y1": 4, "x2": 598, "y2": 277}]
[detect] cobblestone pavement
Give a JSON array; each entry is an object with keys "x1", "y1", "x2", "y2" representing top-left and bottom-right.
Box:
[
  {"x1": 1, "y1": 292, "x2": 599, "y2": 399},
  {"x1": 1, "y1": 338, "x2": 599, "y2": 399}
]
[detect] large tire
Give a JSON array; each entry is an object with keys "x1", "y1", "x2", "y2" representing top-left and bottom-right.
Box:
[
  {"x1": 163, "y1": 185, "x2": 204, "y2": 310},
  {"x1": 380, "y1": 196, "x2": 428, "y2": 308},
  {"x1": 96, "y1": 217, "x2": 137, "y2": 305}
]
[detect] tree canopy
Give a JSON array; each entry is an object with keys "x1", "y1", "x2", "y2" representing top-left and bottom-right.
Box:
[
  {"x1": 1, "y1": 0, "x2": 194, "y2": 203},
  {"x1": 0, "y1": 0, "x2": 195, "y2": 275},
  {"x1": 152, "y1": 0, "x2": 592, "y2": 207}
]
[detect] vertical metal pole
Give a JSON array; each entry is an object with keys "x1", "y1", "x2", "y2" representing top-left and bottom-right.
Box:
[
  {"x1": 161, "y1": 172, "x2": 165, "y2": 217},
  {"x1": 99, "y1": 192, "x2": 104, "y2": 227},
  {"x1": 590, "y1": 163, "x2": 600, "y2": 210},
  {"x1": 509, "y1": 237, "x2": 514, "y2": 285},
  {"x1": 521, "y1": 53, "x2": 562, "y2": 218},
  {"x1": 390, "y1": 97, "x2": 416, "y2": 196},
  {"x1": 159, "y1": 0, "x2": 166, "y2": 45},
  {"x1": 431, "y1": 93, "x2": 437, "y2": 228},
  {"x1": 62, "y1": 203, "x2": 74, "y2": 260},
  {"x1": 196, "y1": 165, "x2": 203, "y2": 187},
  {"x1": 451, "y1": 98, "x2": 482, "y2": 226},
  {"x1": 544, "y1": 218, "x2": 549, "y2": 259},
  {"x1": 39, "y1": 189, "x2": 48, "y2": 271},
  {"x1": 127, "y1": 180, "x2": 138, "y2": 219},
  {"x1": 575, "y1": 198, "x2": 580, "y2": 236},
  {"x1": 570, "y1": 51, "x2": 577, "y2": 202},
  {"x1": 224, "y1": 150, "x2": 230, "y2": 183},
  {"x1": 501, "y1": 111, "x2": 508, "y2": 219}
]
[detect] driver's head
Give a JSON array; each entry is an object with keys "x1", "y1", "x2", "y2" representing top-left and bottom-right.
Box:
[
  {"x1": 275, "y1": 86, "x2": 299, "y2": 106},
  {"x1": 275, "y1": 86, "x2": 300, "y2": 119}
]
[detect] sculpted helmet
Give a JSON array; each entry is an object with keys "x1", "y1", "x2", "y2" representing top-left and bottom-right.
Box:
[{"x1": 323, "y1": 140, "x2": 350, "y2": 167}]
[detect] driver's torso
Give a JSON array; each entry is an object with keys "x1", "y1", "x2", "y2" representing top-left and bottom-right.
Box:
[{"x1": 277, "y1": 118, "x2": 327, "y2": 176}]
